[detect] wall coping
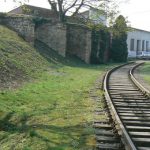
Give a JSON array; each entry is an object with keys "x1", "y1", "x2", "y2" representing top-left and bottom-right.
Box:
[{"x1": 66, "y1": 22, "x2": 91, "y2": 31}]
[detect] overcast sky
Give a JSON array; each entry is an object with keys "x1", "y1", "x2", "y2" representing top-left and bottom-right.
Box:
[{"x1": 1, "y1": 0, "x2": 150, "y2": 31}]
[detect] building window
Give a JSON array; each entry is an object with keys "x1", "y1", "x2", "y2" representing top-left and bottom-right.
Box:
[
  {"x1": 146, "y1": 41, "x2": 149, "y2": 51},
  {"x1": 130, "y1": 39, "x2": 134, "y2": 51},
  {"x1": 142, "y1": 40, "x2": 145, "y2": 51},
  {"x1": 137, "y1": 40, "x2": 141, "y2": 51}
]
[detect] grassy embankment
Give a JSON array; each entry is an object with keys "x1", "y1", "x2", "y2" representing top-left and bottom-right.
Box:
[
  {"x1": 139, "y1": 62, "x2": 150, "y2": 84},
  {"x1": 0, "y1": 25, "x2": 117, "y2": 150}
]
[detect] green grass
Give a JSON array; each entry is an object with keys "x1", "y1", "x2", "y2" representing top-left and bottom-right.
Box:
[
  {"x1": 139, "y1": 62, "x2": 150, "y2": 84},
  {"x1": 0, "y1": 25, "x2": 48, "y2": 89},
  {"x1": 0, "y1": 64, "x2": 115, "y2": 150},
  {"x1": 0, "y1": 25, "x2": 120, "y2": 150}
]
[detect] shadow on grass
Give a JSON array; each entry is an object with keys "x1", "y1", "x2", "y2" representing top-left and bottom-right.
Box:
[
  {"x1": 35, "y1": 40, "x2": 107, "y2": 70},
  {"x1": 35, "y1": 40, "x2": 86, "y2": 67},
  {"x1": 0, "y1": 112, "x2": 91, "y2": 149}
]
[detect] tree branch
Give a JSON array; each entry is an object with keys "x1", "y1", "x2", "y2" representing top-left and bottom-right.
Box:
[
  {"x1": 63, "y1": 0, "x2": 78, "y2": 14},
  {"x1": 47, "y1": 0, "x2": 58, "y2": 14},
  {"x1": 71, "y1": 0, "x2": 85, "y2": 17}
]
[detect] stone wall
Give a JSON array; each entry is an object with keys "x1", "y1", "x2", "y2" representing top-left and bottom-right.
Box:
[
  {"x1": 67, "y1": 24, "x2": 92, "y2": 63},
  {"x1": 0, "y1": 14, "x2": 93, "y2": 63},
  {"x1": 0, "y1": 15, "x2": 35, "y2": 45},
  {"x1": 35, "y1": 23, "x2": 66, "y2": 57}
]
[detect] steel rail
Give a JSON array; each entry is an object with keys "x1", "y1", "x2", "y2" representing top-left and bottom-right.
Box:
[
  {"x1": 103, "y1": 62, "x2": 137, "y2": 150},
  {"x1": 130, "y1": 62, "x2": 150, "y2": 98}
]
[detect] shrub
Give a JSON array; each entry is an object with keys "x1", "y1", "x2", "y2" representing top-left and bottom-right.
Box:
[
  {"x1": 110, "y1": 15, "x2": 128, "y2": 62},
  {"x1": 90, "y1": 27, "x2": 110, "y2": 64},
  {"x1": 0, "y1": 13, "x2": 7, "y2": 18}
]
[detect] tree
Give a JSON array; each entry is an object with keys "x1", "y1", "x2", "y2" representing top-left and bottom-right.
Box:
[
  {"x1": 47, "y1": 0, "x2": 119, "y2": 23},
  {"x1": 110, "y1": 15, "x2": 128, "y2": 62},
  {"x1": 90, "y1": 24, "x2": 110, "y2": 64}
]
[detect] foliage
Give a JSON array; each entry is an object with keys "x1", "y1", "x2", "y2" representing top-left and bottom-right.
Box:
[
  {"x1": 21, "y1": 4, "x2": 31, "y2": 14},
  {"x1": 110, "y1": 15, "x2": 128, "y2": 62},
  {"x1": 47, "y1": 0, "x2": 121, "y2": 23},
  {"x1": 90, "y1": 25, "x2": 110, "y2": 64},
  {"x1": 32, "y1": 17, "x2": 51, "y2": 28},
  {"x1": 0, "y1": 12, "x2": 7, "y2": 18}
]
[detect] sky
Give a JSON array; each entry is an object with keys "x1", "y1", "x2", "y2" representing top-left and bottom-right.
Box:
[
  {"x1": 119, "y1": 0, "x2": 150, "y2": 31},
  {"x1": 1, "y1": 0, "x2": 150, "y2": 31}
]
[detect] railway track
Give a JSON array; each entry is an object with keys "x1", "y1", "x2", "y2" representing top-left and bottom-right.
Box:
[{"x1": 102, "y1": 62, "x2": 150, "y2": 150}]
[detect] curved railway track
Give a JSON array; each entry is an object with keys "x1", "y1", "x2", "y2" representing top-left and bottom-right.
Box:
[{"x1": 103, "y1": 62, "x2": 150, "y2": 150}]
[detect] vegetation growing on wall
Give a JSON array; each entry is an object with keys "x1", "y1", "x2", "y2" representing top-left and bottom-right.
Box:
[
  {"x1": 90, "y1": 15, "x2": 129, "y2": 64},
  {"x1": 90, "y1": 25, "x2": 110, "y2": 64},
  {"x1": 110, "y1": 15, "x2": 128, "y2": 62},
  {"x1": 0, "y1": 12, "x2": 7, "y2": 18},
  {"x1": 32, "y1": 17, "x2": 51, "y2": 28}
]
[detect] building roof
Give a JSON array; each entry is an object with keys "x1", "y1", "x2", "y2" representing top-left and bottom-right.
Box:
[
  {"x1": 9, "y1": 4, "x2": 50, "y2": 12},
  {"x1": 8, "y1": 4, "x2": 57, "y2": 18},
  {"x1": 132, "y1": 27, "x2": 150, "y2": 34}
]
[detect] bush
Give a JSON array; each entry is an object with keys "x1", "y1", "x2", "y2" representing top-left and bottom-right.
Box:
[
  {"x1": 0, "y1": 13, "x2": 7, "y2": 18},
  {"x1": 110, "y1": 15, "x2": 128, "y2": 62},
  {"x1": 32, "y1": 17, "x2": 51, "y2": 28},
  {"x1": 111, "y1": 36, "x2": 128, "y2": 62},
  {"x1": 90, "y1": 28, "x2": 110, "y2": 64}
]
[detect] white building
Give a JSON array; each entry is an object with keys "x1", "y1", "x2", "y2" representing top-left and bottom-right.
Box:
[
  {"x1": 79, "y1": 8, "x2": 107, "y2": 26},
  {"x1": 81, "y1": 8, "x2": 150, "y2": 58},
  {"x1": 127, "y1": 28, "x2": 150, "y2": 58}
]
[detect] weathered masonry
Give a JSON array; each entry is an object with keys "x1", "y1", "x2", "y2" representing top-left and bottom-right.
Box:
[
  {"x1": 4, "y1": 4, "x2": 107, "y2": 63},
  {"x1": 35, "y1": 22, "x2": 92, "y2": 63},
  {"x1": 35, "y1": 23, "x2": 67, "y2": 57},
  {"x1": 0, "y1": 15, "x2": 35, "y2": 45},
  {"x1": 5, "y1": 5, "x2": 99, "y2": 63},
  {"x1": 0, "y1": 15, "x2": 93, "y2": 63},
  {"x1": 66, "y1": 23, "x2": 92, "y2": 63},
  {"x1": 7, "y1": 4, "x2": 150, "y2": 61},
  {"x1": 127, "y1": 28, "x2": 150, "y2": 58}
]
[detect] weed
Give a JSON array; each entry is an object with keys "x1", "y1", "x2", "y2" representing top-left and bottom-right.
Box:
[{"x1": 0, "y1": 25, "x2": 120, "y2": 150}]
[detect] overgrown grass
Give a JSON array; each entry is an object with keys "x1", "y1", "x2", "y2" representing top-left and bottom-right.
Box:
[
  {"x1": 139, "y1": 62, "x2": 150, "y2": 84},
  {"x1": 0, "y1": 25, "x2": 120, "y2": 150},
  {"x1": 0, "y1": 64, "x2": 116, "y2": 150},
  {"x1": 0, "y1": 25, "x2": 48, "y2": 89}
]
